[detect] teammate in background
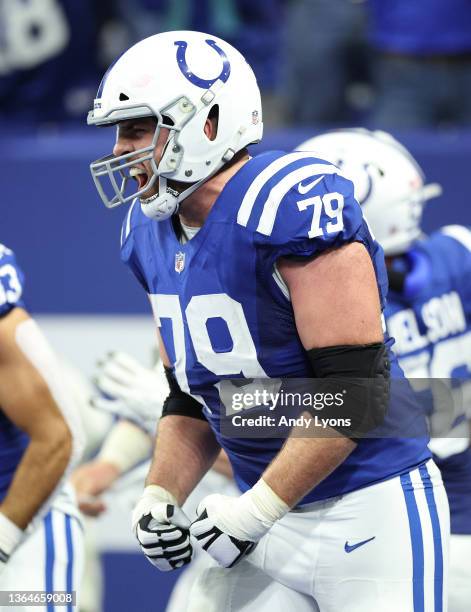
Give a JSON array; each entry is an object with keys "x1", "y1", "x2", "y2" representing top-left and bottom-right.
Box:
[
  {"x1": 71, "y1": 352, "x2": 166, "y2": 518},
  {"x1": 71, "y1": 351, "x2": 236, "y2": 612},
  {"x1": 297, "y1": 128, "x2": 470, "y2": 611},
  {"x1": 0, "y1": 244, "x2": 85, "y2": 606},
  {"x1": 87, "y1": 32, "x2": 448, "y2": 610}
]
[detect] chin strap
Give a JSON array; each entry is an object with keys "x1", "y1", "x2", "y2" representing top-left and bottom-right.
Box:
[
  {"x1": 139, "y1": 124, "x2": 248, "y2": 221},
  {"x1": 139, "y1": 176, "x2": 180, "y2": 221},
  {"x1": 140, "y1": 161, "x2": 227, "y2": 221}
]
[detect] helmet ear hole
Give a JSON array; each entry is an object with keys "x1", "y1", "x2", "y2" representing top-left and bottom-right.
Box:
[
  {"x1": 119, "y1": 93, "x2": 129, "y2": 101},
  {"x1": 206, "y1": 105, "x2": 219, "y2": 141}
]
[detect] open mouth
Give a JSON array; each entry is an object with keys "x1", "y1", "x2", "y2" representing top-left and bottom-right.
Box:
[{"x1": 130, "y1": 167, "x2": 149, "y2": 191}]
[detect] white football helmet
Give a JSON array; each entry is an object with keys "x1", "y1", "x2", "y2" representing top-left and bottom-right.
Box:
[
  {"x1": 296, "y1": 129, "x2": 442, "y2": 255},
  {"x1": 88, "y1": 31, "x2": 263, "y2": 220}
]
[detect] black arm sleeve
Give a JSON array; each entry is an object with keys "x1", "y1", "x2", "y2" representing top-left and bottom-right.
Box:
[
  {"x1": 161, "y1": 367, "x2": 206, "y2": 421},
  {"x1": 306, "y1": 342, "x2": 390, "y2": 438}
]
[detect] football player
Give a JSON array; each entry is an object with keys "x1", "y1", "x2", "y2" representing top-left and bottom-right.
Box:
[
  {"x1": 87, "y1": 32, "x2": 449, "y2": 610},
  {"x1": 0, "y1": 244, "x2": 84, "y2": 607},
  {"x1": 298, "y1": 128, "x2": 470, "y2": 612}
]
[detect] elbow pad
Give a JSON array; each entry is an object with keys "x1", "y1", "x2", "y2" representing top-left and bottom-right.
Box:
[
  {"x1": 306, "y1": 342, "x2": 390, "y2": 438},
  {"x1": 162, "y1": 367, "x2": 206, "y2": 421}
]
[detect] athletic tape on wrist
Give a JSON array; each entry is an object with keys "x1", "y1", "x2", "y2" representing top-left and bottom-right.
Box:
[
  {"x1": 0, "y1": 512, "x2": 23, "y2": 559},
  {"x1": 250, "y1": 479, "x2": 290, "y2": 524},
  {"x1": 217, "y1": 479, "x2": 290, "y2": 542},
  {"x1": 98, "y1": 420, "x2": 152, "y2": 473},
  {"x1": 143, "y1": 484, "x2": 178, "y2": 506}
]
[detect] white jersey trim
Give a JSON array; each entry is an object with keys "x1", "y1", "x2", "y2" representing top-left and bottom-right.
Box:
[
  {"x1": 272, "y1": 264, "x2": 290, "y2": 301},
  {"x1": 441, "y1": 225, "x2": 471, "y2": 252},
  {"x1": 121, "y1": 199, "x2": 138, "y2": 246},
  {"x1": 237, "y1": 153, "x2": 335, "y2": 228},
  {"x1": 255, "y1": 163, "x2": 342, "y2": 237}
]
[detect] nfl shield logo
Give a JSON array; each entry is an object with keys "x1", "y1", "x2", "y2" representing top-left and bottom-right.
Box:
[{"x1": 175, "y1": 251, "x2": 185, "y2": 273}]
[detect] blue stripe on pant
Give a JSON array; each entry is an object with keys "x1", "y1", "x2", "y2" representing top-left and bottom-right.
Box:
[
  {"x1": 65, "y1": 515, "x2": 74, "y2": 612},
  {"x1": 45, "y1": 511, "x2": 77, "y2": 612},
  {"x1": 419, "y1": 464, "x2": 444, "y2": 612},
  {"x1": 44, "y1": 511, "x2": 55, "y2": 612},
  {"x1": 401, "y1": 471, "x2": 425, "y2": 612}
]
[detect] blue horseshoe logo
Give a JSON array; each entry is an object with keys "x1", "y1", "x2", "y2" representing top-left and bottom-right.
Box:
[
  {"x1": 359, "y1": 163, "x2": 374, "y2": 206},
  {"x1": 174, "y1": 39, "x2": 231, "y2": 89},
  {"x1": 337, "y1": 159, "x2": 373, "y2": 206}
]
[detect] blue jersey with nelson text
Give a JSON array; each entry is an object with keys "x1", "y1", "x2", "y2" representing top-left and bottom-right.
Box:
[
  {"x1": 0, "y1": 245, "x2": 29, "y2": 502},
  {"x1": 121, "y1": 152, "x2": 430, "y2": 503},
  {"x1": 384, "y1": 226, "x2": 471, "y2": 534}
]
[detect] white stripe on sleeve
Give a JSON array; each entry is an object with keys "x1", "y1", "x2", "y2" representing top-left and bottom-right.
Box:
[
  {"x1": 441, "y1": 225, "x2": 471, "y2": 252},
  {"x1": 237, "y1": 153, "x2": 333, "y2": 228}
]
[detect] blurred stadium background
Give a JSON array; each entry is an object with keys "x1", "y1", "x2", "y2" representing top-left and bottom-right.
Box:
[{"x1": 2, "y1": 1, "x2": 471, "y2": 610}]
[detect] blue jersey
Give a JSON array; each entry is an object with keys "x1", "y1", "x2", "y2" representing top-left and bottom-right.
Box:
[
  {"x1": 0, "y1": 245, "x2": 29, "y2": 502},
  {"x1": 121, "y1": 152, "x2": 430, "y2": 503},
  {"x1": 384, "y1": 226, "x2": 471, "y2": 533}
]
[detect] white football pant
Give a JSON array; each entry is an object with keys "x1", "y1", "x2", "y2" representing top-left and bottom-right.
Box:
[
  {"x1": 187, "y1": 459, "x2": 449, "y2": 612},
  {"x1": 448, "y1": 534, "x2": 471, "y2": 612},
  {"x1": 0, "y1": 485, "x2": 84, "y2": 612}
]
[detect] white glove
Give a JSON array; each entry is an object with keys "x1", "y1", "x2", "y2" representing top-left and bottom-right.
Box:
[
  {"x1": 190, "y1": 479, "x2": 289, "y2": 568},
  {"x1": 92, "y1": 352, "x2": 168, "y2": 433},
  {"x1": 132, "y1": 485, "x2": 192, "y2": 572}
]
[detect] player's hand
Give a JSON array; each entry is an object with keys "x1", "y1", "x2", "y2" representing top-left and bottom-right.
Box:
[
  {"x1": 70, "y1": 461, "x2": 121, "y2": 517},
  {"x1": 92, "y1": 352, "x2": 168, "y2": 433},
  {"x1": 190, "y1": 481, "x2": 290, "y2": 568},
  {"x1": 190, "y1": 494, "x2": 259, "y2": 568},
  {"x1": 132, "y1": 485, "x2": 192, "y2": 572}
]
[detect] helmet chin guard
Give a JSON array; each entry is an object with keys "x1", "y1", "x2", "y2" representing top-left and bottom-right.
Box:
[
  {"x1": 139, "y1": 159, "x2": 230, "y2": 220},
  {"x1": 139, "y1": 177, "x2": 180, "y2": 220}
]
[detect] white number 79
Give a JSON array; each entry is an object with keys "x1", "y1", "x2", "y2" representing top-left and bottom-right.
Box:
[{"x1": 297, "y1": 191, "x2": 345, "y2": 238}]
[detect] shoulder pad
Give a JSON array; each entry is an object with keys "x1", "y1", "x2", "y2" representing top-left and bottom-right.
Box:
[{"x1": 236, "y1": 154, "x2": 364, "y2": 258}]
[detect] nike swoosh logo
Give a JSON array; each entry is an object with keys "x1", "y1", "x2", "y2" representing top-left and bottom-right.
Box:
[
  {"x1": 344, "y1": 537, "x2": 376, "y2": 553},
  {"x1": 297, "y1": 175, "x2": 325, "y2": 195}
]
